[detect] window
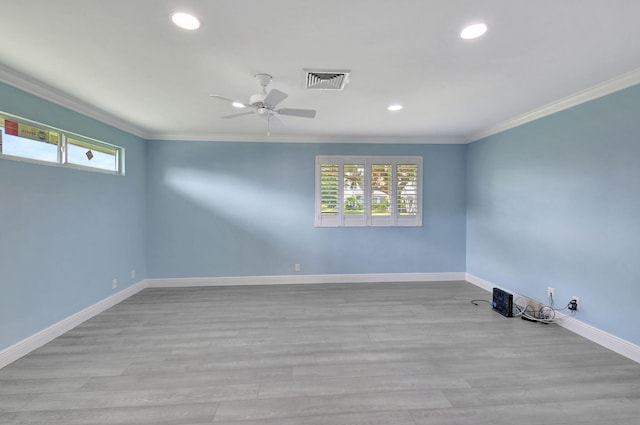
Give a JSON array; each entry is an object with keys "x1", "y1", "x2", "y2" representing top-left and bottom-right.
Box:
[
  {"x1": 66, "y1": 136, "x2": 119, "y2": 173},
  {"x1": 315, "y1": 156, "x2": 422, "y2": 227},
  {"x1": 0, "y1": 112, "x2": 124, "y2": 175}
]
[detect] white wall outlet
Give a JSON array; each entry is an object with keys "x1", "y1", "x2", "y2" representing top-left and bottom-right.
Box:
[
  {"x1": 131, "y1": 269, "x2": 136, "y2": 279},
  {"x1": 294, "y1": 263, "x2": 301, "y2": 272},
  {"x1": 547, "y1": 287, "x2": 555, "y2": 300},
  {"x1": 112, "y1": 279, "x2": 118, "y2": 289}
]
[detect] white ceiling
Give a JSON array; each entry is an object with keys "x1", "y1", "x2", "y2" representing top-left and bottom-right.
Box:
[{"x1": 1, "y1": 1, "x2": 640, "y2": 143}]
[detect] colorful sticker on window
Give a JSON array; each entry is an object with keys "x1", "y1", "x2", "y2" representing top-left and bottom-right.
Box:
[{"x1": 4, "y1": 120, "x2": 58, "y2": 145}]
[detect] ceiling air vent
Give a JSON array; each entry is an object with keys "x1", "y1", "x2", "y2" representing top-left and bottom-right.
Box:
[{"x1": 304, "y1": 69, "x2": 350, "y2": 90}]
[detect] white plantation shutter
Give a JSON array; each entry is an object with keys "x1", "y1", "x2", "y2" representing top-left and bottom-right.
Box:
[
  {"x1": 315, "y1": 156, "x2": 422, "y2": 227},
  {"x1": 370, "y1": 163, "x2": 392, "y2": 226},
  {"x1": 317, "y1": 162, "x2": 340, "y2": 226},
  {"x1": 396, "y1": 164, "x2": 419, "y2": 226},
  {"x1": 343, "y1": 163, "x2": 366, "y2": 226}
]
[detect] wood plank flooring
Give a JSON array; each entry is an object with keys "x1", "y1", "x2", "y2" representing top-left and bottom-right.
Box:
[{"x1": 1, "y1": 281, "x2": 639, "y2": 424}]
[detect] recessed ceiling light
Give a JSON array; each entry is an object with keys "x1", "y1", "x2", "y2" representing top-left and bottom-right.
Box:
[
  {"x1": 460, "y1": 23, "x2": 487, "y2": 40},
  {"x1": 232, "y1": 102, "x2": 246, "y2": 108},
  {"x1": 171, "y1": 12, "x2": 201, "y2": 30},
  {"x1": 387, "y1": 104, "x2": 403, "y2": 111}
]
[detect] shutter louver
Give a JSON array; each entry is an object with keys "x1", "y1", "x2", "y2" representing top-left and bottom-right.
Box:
[
  {"x1": 397, "y1": 164, "x2": 418, "y2": 216},
  {"x1": 371, "y1": 164, "x2": 392, "y2": 216},
  {"x1": 320, "y1": 163, "x2": 340, "y2": 215},
  {"x1": 343, "y1": 164, "x2": 365, "y2": 215}
]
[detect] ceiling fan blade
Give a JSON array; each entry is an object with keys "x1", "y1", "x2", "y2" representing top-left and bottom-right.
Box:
[
  {"x1": 221, "y1": 111, "x2": 255, "y2": 119},
  {"x1": 264, "y1": 89, "x2": 288, "y2": 107},
  {"x1": 277, "y1": 108, "x2": 317, "y2": 118},
  {"x1": 210, "y1": 94, "x2": 246, "y2": 107},
  {"x1": 210, "y1": 94, "x2": 238, "y2": 103}
]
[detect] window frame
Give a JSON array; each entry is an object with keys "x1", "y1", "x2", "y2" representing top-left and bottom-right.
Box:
[
  {"x1": 315, "y1": 155, "x2": 423, "y2": 227},
  {"x1": 0, "y1": 111, "x2": 125, "y2": 176}
]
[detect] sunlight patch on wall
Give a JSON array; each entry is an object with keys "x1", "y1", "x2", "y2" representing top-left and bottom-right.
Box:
[{"x1": 164, "y1": 167, "x2": 311, "y2": 252}]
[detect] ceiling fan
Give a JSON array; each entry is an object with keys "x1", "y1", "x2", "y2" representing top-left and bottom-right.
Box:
[{"x1": 210, "y1": 74, "x2": 316, "y2": 134}]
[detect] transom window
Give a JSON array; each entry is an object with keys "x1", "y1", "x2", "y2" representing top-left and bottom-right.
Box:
[
  {"x1": 0, "y1": 112, "x2": 124, "y2": 175},
  {"x1": 315, "y1": 155, "x2": 422, "y2": 227}
]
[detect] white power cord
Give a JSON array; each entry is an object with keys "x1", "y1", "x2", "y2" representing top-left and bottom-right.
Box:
[{"x1": 513, "y1": 296, "x2": 558, "y2": 324}]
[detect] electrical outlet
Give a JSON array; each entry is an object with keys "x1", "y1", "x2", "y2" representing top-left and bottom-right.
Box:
[
  {"x1": 547, "y1": 287, "x2": 555, "y2": 301},
  {"x1": 112, "y1": 279, "x2": 118, "y2": 289},
  {"x1": 131, "y1": 269, "x2": 136, "y2": 279},
  {"x1": 568, "y1": 296, "x2": 579, "y2": 311},
  {"x1": 294, "y1": 263, "x2": 301, "y2": 272}
]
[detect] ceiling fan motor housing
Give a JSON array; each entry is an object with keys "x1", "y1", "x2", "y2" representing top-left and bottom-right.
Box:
[{"x1": 250, "y1": 93, "x2": 266, "y2": 106}]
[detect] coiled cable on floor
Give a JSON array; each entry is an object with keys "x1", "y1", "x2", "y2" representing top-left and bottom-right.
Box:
[
  {"x1": 513, "y1": 296, "x2": 570, "y2": 324},
  {"x1": 470, "y1": 295, "x2": 572, "y2": 324}
]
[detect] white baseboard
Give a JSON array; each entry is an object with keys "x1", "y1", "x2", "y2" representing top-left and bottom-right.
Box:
[
  {"x1": 465, "y1": 273, "x2": 640, "y2": 364},
  {"x1": 0, "y1": 280, "x2": 147, "y2": 369},
  {"x1": 464, "y1": 273, "x2": 497, "y2": 293},
  {"x1": 146, "y1": 272, "x2": 467, "y2": 288}
]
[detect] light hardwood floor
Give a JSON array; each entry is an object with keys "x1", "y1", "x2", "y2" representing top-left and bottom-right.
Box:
[{"x1": 1, "y1": 281, "x2": 639, "y2": 424}]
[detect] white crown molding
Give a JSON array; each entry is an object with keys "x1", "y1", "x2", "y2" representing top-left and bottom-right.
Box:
[
  {"x1": 0, "y1": 280, "x2": 146, "y2": 369},
  {"x1": 0, "y1": 64, "x2": 150, "y2": 139},
  {"x1": 145, "y1": 132, "x2": 467, "y2": 144},
  {"x1": 465, "y1": 273, "x2": 640, "y2": 364},
  {"x1": 146, "y1": 272, "x2": 467, "y2": 288},
  {"x1": 467, "y1": 67, "x2": 640, "y2": 143}
]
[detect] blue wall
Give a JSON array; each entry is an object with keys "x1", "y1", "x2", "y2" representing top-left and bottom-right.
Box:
[
  {"x1": 146, "y1": 141, "x2": 467, "y2": 278},
  {"x1": 4, "y1": 77, "x2": 640, "y2": 355},
  {"x1": 0, "y1": 84, "x2": 147, "y2": 351},
  {"x1": 466, "y1": 84, "x2": 640, "y2": 345}
]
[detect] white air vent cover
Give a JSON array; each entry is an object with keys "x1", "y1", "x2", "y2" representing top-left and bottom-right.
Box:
[{"x1": 304, "y1": 69, "x2": 350, "y2": 90}]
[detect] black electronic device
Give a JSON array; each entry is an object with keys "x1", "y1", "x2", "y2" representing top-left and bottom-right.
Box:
[{"x1": 492, "y1": 287, "x2": 513, "y2": 317}]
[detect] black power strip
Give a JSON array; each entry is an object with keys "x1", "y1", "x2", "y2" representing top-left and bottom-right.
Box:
[{"x1": 492, "y1": 287, "x2": 514, "y2": 317}]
